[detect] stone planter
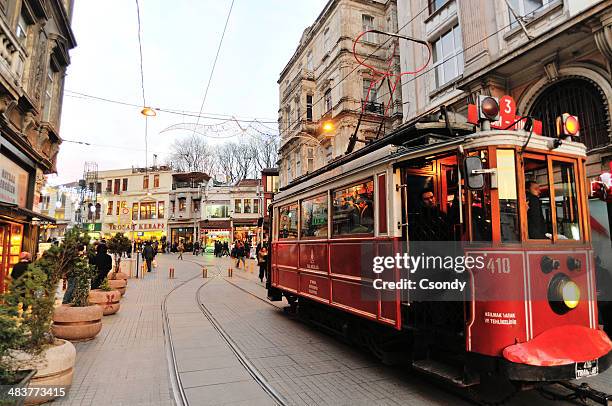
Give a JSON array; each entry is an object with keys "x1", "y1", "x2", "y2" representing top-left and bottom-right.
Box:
[
  {"x1": 52, "y1": 305, "x2": 102, "y2": 341},
  {"x1": 0, "y1": 369, "x2": 35, "y2": 406},
  {"x1": 89, "y1": 289, "x2": 121, "y2": 315},
  {"x1": 107, "y1": 278, "x2": 127, "y2": 296},
  {"x1": 108, "y1": 270, "x2": 129, "y2": 283},
  {"x1": 17, "y1": 340, "x2": 76, "y2": 405}
]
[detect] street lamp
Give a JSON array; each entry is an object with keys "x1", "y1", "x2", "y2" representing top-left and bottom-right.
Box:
[
  {"x1": 322, "y1": 120, "x2": 335, "y2": 134},
  {"x1": 141, "y1": 107, "x2": 157, "y2": 117}
]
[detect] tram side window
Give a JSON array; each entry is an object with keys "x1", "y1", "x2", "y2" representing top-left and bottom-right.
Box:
[
  {"x1": 301, "y1": 195, "x2": 328, "y2": 238},
  {"x1": 552, "y1": 161, "x2": 580, "y2": 240},
  {"x1": 278, "y1": 204, "x2": 298, "y2": 239},
  {"x1": 332, "y1": 180, "x2": 374, "y2": 235},
  {"x1": 497, "y1": 149, "x2": 519, "y2": 242},
  {"x1": 524, "y1": 158, "x2": 552, "y2": 239}
]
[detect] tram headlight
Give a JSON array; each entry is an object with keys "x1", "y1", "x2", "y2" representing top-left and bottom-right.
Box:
[{"x1": 548, "y1": 273, "x2": 580, "y2": 314}]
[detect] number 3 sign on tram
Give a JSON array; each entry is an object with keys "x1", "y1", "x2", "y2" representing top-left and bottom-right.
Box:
[{"x1": 499, "y1": 95, "x2": 516, "y2": 128}]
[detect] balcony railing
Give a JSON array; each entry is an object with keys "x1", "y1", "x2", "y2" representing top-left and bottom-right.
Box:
[
  {"x1": 362, "y1": 100, "x2": 385, "y2": 115},
  {"x1": 172, "y1": 181, "x2": 203, "y2": 190}
]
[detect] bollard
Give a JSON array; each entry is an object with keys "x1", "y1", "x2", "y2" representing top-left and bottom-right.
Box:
[
  {"x1": 228, "y1": 268, "x2": 233, "y2": 278},
  {"x1": 202, "y1": 268, "x2": 207, "y2": 278},
  {"x1": 169, "y1": 267, "x2": 175, "y2": 279},
  {"x1": 141, "y1": 264, "x2": 146, "y2": 274},
  {"x1": 249, "y1": 262, "x2": 254, "y2": 273}
]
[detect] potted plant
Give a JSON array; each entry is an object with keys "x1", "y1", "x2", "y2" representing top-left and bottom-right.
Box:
[
  {"x1": 0, "y1": 299, "x2": 36, "y2": 406},
  {"x1": 88, "y1": 278, "x2": 121, "y2": 316},
  {"x1": 51, "y1": 229, "x2": 102, "y2": 342},
  {"x1": 3, "y1": 251, "x2": 76, "y2": 405},
  {"x1": 106, "y1": 233, "x2": 131, "y2": 291}
]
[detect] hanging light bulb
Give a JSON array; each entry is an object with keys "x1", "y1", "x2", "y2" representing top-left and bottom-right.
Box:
[{"x1": 141, "y1": 107, "x2": 157, "y2": 117}]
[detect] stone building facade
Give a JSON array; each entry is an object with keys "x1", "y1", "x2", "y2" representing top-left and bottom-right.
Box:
[
  {"x1": 277, "y1": 0, "x2": 400, "y2": 188},
  {"x1": 0, "y1": 0, "x2": 76, "y2": 288}
]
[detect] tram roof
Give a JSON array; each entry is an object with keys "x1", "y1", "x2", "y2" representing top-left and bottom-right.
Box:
[{"x1": 275, "y1": 122, "x2": 586, "y2": 203}]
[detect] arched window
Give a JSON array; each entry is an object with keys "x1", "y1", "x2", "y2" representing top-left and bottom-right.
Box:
[{"x1": 529, "y1": 78, "x2": 609, "y2": 150}]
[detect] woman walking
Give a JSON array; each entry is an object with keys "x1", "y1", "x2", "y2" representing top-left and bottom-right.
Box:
[{"x1": 257, "y1": 244, "x2": 268, "y2": 283}]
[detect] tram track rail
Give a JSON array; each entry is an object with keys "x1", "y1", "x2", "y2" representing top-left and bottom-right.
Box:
[{"x1": 162, "y1": 259, "x2": 288, "y2": 406}]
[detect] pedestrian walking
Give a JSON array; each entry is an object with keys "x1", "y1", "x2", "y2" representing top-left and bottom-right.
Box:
[
  {"x1": 142, "y1": 241, "x2": 155, "y2": 273},
  {"x1": 235, "y1": 240, "x2": 246, "y2": 269},
  {"x1": 10, "y1": 252, "x2": 32, "y2": 280},
  {"x1": 193, "y1": 241, "x2": 200, "y2": 255},
  {"x1": 177, "y1": 241, "x2": 184, "y2": 260},
  {"x1": 257, "y1": 244, "x2": 268, "y2": 283},
  {"x1": 91, "y1": 244, "x2": 112, "y2": 289}
]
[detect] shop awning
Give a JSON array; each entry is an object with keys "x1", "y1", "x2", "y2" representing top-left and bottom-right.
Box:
[{"x1": 0, "y1": 202, "x2": 56, "y2": 224}]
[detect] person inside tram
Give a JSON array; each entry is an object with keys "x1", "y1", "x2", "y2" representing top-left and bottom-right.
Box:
[
  {"x1": 412, "y1": 188, "x2": 451, "y2": 241},
  {"x1": 525, "y1": 180, "x2": 547, "y2": 239}
]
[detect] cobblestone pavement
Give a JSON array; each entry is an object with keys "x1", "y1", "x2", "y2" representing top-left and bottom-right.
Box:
[{"x1": 57, "y1": 253, "x2": 612, "y2": 405}]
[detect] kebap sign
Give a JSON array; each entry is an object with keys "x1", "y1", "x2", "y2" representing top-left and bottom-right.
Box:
[{"x1": 0, "y1": 153, "x2": 29, "y2": 208}]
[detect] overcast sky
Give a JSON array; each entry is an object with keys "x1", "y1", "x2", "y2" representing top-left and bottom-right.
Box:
[{"x1": 49, "y1": 0, "x2": 328, "y2": 185}]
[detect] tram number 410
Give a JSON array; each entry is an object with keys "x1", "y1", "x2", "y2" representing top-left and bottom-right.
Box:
[{"x1": 486, "y1": 257, "x2": 511, "y2": 274}]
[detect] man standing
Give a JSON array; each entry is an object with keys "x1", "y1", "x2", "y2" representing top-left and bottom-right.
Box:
[
  {"x1": 11, "y1": 252, "x2": 32, "y2": 280},
  {"x1": 411, "y1": 189, "x2": 451, "y2": 242},
  {"x1": 142, "y1": 241, "x2": 155, "y2": 273},
  {"x1": 526, "y1": 180, "x2": 547, "y2": 239},
  {"x1": 177, "y1": 241, "x2": 184, "y2": 260},
  {"x1": 91, "y1": 244, "x2": 112, "y2": 289}
]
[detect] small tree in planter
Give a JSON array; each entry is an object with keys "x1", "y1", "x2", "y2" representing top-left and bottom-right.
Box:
[
  {"x1": 107, "y1": 233, "x2": 132, "y2": 278},
  {"x1": 0, "y1": 295, "x2": 34, "y2": 394}
]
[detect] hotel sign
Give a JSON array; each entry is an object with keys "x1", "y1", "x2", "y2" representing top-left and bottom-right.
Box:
[{"x1": 0, "y1": 153, "x2": 29, "y2": 208}]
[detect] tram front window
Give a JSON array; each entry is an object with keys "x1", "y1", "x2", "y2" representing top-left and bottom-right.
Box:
[
  {"x1": 497, "y1": 149, "x2": 520, "y2": 242},
  {"x1": 552, "y1": 161, "x2": 580, "y2": 240},
  {"x1": 524, "y1": 157, "x2": 553, "y2": 240}
]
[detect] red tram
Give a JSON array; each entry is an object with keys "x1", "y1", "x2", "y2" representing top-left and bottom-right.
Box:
[{"x1": 266, "y1": 119, "x2": 612, "y2": 393}]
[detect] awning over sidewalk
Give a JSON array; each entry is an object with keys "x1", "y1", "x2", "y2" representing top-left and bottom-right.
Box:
[{"x1": 0, "y1": 201, "x2": 56, "y2": 224}]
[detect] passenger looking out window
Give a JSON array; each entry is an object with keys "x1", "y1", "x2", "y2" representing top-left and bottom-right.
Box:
[
  {"x1": 526, "y1": 180, "x2": 547, "y2": 239},
  {"x1": 332, "y1": 181, "x2": 374, "y2": 235}
]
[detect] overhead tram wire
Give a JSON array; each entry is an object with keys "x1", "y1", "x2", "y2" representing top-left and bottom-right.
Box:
[
  {"x1": 190, "y1": 0, "x2": 235, "y2": 138},
  {"x1": 63, "y1": 90, "x2": 279, "y2": 124},
  {"x1": 134, "y1": 0, "x2": 152, "y2": 175}
]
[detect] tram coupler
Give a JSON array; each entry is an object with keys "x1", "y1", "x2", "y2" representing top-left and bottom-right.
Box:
[
  {"x1": 202, "y1": 268, "x2": 207, "y2": 278},
  {"x1": 558, "y1": 382, "x2": 612, "y2": 405}
]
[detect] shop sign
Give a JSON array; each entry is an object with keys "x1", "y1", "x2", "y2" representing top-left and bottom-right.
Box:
[
  {"x1": 0, "y1": 153, "x2": 29, "y2": 208},
  {"x1": 83, "y1": 223, "x2": 102, "y2": 232},
  {"x1": 109, "y1": 222, "x2": 165, "y2": 231}
]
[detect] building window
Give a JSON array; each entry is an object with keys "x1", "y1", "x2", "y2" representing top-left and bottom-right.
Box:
[
  {"x1": 363, "y1": 79, "x2": 377, "y2": 104},
  {"x1": 140, "y1": 202, "x2": 157, "y2": 220},
  {"x1": 107, "y1": 201, "x2": 113, "y2": 215},
  {"x1": 158, "y1": 201, "x2": 165, "y2": 219},
  {"x1": 115, "y1": 201, "x2": 120, "y2": 215},
  {"x1": 193, "y1": 199, "x2": 200, "y2": 212},
  {"x1": 254, "y1": 199, "x2": 259, "y2": 214},
  {"x1": 178, "y1": 197, "x2": 186, "y2": 212},
  {"x1": 432, "y1": 25, "x2": 464, "y2": 88},
  {"x1": 508, "y1": 0, "x2": 553, "y2": 27},
  {"x1": 16, "y1": 11, "x2": 28, "y2": 45},
  {"x1": 429, "y1": 0, "x2": 448, "y2": 13},
  {"x1": 96, "y1": 182, "x2": 101, "y2": 194},
  {"x1": 42, "y1": 66, "x2": 57, "y2": 122},
  {"x1": 122, "y1": 178, "x2": 128, "y2": 191},
  {"x1": 307, "y1": 148, "x2": 314, "y2": 173},
  {"x1": 287, "y1": 159, "x2": 292, "y2": 184},
  {"x1": 143, "y1": 175, "x2": 149, "y2": 189},
  {"x1": 362, "y1": 15, "x2": 376, "y2": 43},
  {"x1": 170, "y1": 200, "x2": 175, "y2": 213},
  {"x1": 132, "y1": 203, "x2": 138, "y2": 220},
  {"x1": 106, "y1": 180, "x2": 112, "y2": 192},
  {"x1": 206, "y1": 201, "x2": 229, "y2": 218},
  {"x1": 244, "y1": 199, "x2": 251, "y2": 214},
  {"x1": 323, "y1": 28, "x2": 330, "y2": 52},
  {"x1": 95, "y1": 203, "x2": 101, "y2": 221},
  {"x1": 234, "y1": 199, "x2": 242, "y2": 214},
  {"x1": 295, "y1": 151, "x2": 301, "y2": 178},
  {"x1": 306, "y1": 95, "x2": 313, "y2": 121},
  {"x1": 154, "y1": 174, "x2": 159, "y2": 188},
  {"x1": 324, "y1": 89, "x2": 332, "y2": 113},
  {"x1": 113, "y1": 179, "x2": 120, "y2": 195},
  {"x1": 306, "y1": 51, "x2": 313, "y2": 71}
]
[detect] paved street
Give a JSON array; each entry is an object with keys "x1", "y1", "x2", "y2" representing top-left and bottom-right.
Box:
[{"x1": 52, "y1": 253, "x2": 612, "y2": 406}]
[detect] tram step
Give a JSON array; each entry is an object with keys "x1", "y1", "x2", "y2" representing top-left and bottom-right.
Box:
[{"x1": 412, "y1": 359, "x2": 471, "y2": 387}]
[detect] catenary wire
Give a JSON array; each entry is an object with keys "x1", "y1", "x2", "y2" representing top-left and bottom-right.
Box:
[{"x1": 191, "y1": 0, "x2": 235, "y2": 137}]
